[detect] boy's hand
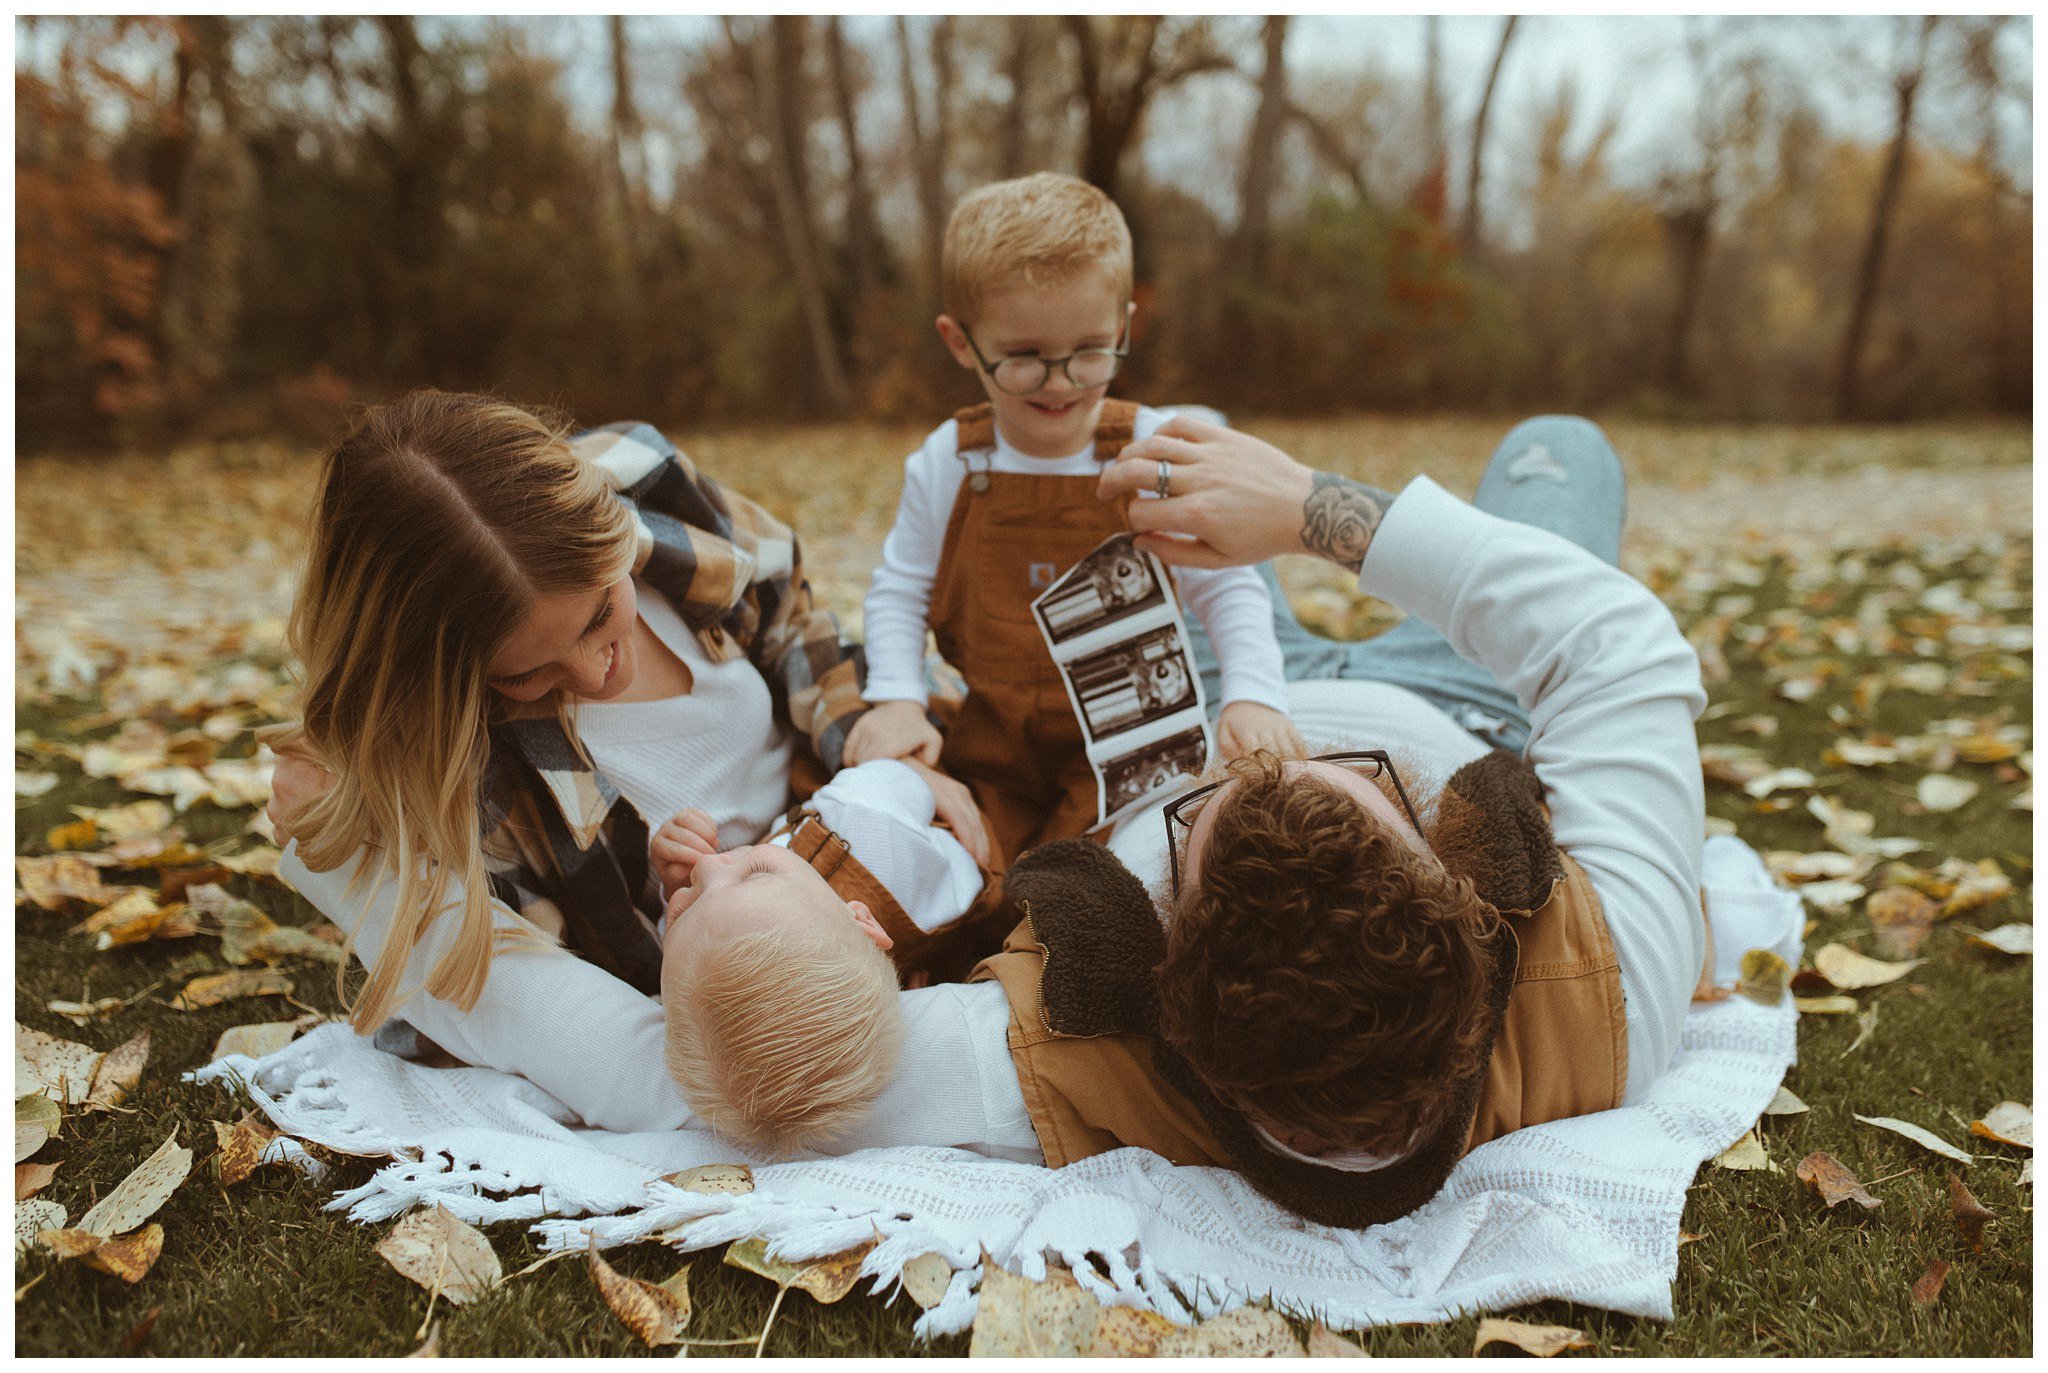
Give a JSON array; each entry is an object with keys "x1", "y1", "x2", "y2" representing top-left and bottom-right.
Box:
[
  {"x1": 845, "y1": 700, "x2": 943, "y2": 768},
  {"x1": 1216, "y1": 701, "x2": 1306, "y2": 763},
  {"x1": 651, "y1": 808, "x2": 719, "y2": 898},
  {"x1": 897, "y1": 758, "x2": 993, "y2": 869}
]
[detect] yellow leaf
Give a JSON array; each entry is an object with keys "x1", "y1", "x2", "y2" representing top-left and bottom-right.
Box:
[
  {"x1": 1967, "y1": 924, "x2": 2033, "y2": 956},
  {"x1": 1085, "y1": 1304, "x2": 1183, "y2": 1356},
  {"x1": 85, "y1": 1030, "x2": 150, "y2": 1112},
  {"x1": 587, "y1": 1240, "x2": 692, "y2": 1347},
  {"x1": 17, "y1": 1024, "x2": 104, "y2": 1105},
  {"x1": 75, "y1": 891, "x2": 201, "y2": 950},
  {"x1": 215, "y1": 845, "x2": 283, "y2": 879},
  {"x1": 1762, "y1": 1086, "x2": 1809, "y2": 1116},
  {"x1": 45, "y1": 819, "x2": 100, "y2": 851},
  {"x1": 71, "y1": 800, "x2": 175, "y2": 839},
  {"x1": 661, "y1": 1162, "x2": 754, "y2": 1196},
  {"x1": 210, "y1": 1018, "x2": 316, "y2": 1061},
  {"x1": 967, "y1": 1262, "x2": 1103, "y2": 1358},
  {"x1": 1712, "y1": 1127, "x2": 1778, "y2": 1173},
  {"x1": 1942, "y1": 864, "x2": 2015, "y2": 918},
  {"x1": 1812, "y1": 943, "x2": 1921, "y2": 990},
  {"x1": 16, "y1": 856, "x2": 125, "y2": 910},
  {"x1": 722, "y1": 1235, "x2": 875, "y2": 1305},
  {"x1": 1473, "y1": 1317, "x2": 1593, "y2": 1357},
  {"x1": 1794, "y1": 995, "x2": 1860, "y2": 1015},
  {"x1": 83, "y1": 1223, "x2": 164, "y2": 1283},
  {"x1": 1737, "y1": 948, "x2": 1788, "y2": 1005},
  {"x1": 79, "y1": 1133, "x2": 192, "y2": 1237},
  {"x1": 1155, "y1": 1305, "x2": 1304, "y2": 1357},
  {"x1": 374, "y1": 1205, "x2": 503, "y2": 1305},
  {"x1": 172, "y1": 970, "x2": 295, "y2": 1011},
  {"x1": 213, "y1": 1115, "x2": 281, "y2": 1186},
  {"x1": 897, "y1": 1251, "x2": 954, "y2": 1310},
  {"x1": 1970, "y1": 1102, "x2": 2032, "y2": 1150}
]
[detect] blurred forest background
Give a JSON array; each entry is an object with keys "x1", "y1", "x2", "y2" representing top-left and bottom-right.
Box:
[{"x1": 14, "y1": 13, "x2": 2033, "y2": 453}]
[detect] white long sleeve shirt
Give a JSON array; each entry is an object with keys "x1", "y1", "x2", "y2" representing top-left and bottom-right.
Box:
[
  {"x1": 860, "y1": 408, "x2": 1291, "y2": 713},
  {"x1": 280, "y1": 473, "x2": 1706, "y2": 1156}
]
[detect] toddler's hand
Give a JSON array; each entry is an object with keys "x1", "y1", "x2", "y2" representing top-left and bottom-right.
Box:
[
  {"x1": 652, "y1": 808, "x2": 719, "y2": 898},
  {"x1": 1216, "y1": 701, "x2": 1306, "y2": 764},
  {"x1": 845, "y1": 700, "x2": 944, "y2": 768}
]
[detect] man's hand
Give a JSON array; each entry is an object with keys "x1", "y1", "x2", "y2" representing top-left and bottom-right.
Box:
[
  {"x1": 1098, "y1": 414, "x2": 1394, "y2": 574},
  {"x1": 1216, "y1": 701, "x2": 1307, "y2": 763},
  {"x1": 266, "y1": 752, "x2": 337, "y2": 847},
  {"x1": 845, "y1": 699, "x2": 944, "y2": 768},
  {"x1": 651, "y1": 808, "x2": 720, "y2": 898},
  {"x1": 897, "y1": 757, "x2": 993, "y2": 869}
]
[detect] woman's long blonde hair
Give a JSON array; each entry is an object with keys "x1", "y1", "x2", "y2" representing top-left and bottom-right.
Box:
[{"x1": 283, "y1": 390, "x2": 636, "y2": 1030}]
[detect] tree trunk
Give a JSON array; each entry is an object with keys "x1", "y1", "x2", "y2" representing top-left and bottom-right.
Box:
[
  {"x1": 1225, "y1": 15, "x2": 1290, "y2": 280},
  {"x1": 999, "y1": 18, "x2": 1035, "y2": 178},
  {"x1": 825, "y1": 15, "x2": 882, "y2": 375},
  {"x1": 896, "y1": 17, "x2": 948, "y2": 304},
  {"x1": 754, "y1": 18, "x2": 852, "y2": 411},
  {"x1": 1422, "y1": 15, "x2": 1446, "y2": 181},
  {"x1": 1660, "y1": 201, "x2": 1713, "y2": 395},
  {"x1": 1460, "y1": 15, "x2": 1520, "y2": 254},
  {"x1": 1065, "y1": 15, "x2": 1162, "y2": 203},
  {"x1": 159, "y1": 15, "x2": 253, "y2": 406},
  {"x1": 1834, "y1": 16, "x2": 1935, "y2": 420}
]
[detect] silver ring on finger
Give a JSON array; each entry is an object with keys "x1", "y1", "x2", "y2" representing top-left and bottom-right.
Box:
[{"x1": 1155, "y1": 458, "x2": 1173, "y2": 499}]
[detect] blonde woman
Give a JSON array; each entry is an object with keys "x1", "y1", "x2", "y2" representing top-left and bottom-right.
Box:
[{"x1": 269, "y1": 390, "x2": 999, "y2": 1136}]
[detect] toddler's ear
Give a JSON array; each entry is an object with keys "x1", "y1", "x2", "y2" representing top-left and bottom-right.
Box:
[
  {"x1": 846, "y1": 899, "x2": 894, "y2": 952},
  {"x1": 934, "y1": 315, "x2": 976, "y2": 371}
]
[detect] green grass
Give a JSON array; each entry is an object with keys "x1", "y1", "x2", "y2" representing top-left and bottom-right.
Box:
[{"x1": 13, "y1": 430, "x2": 2032, "y2": 1356}]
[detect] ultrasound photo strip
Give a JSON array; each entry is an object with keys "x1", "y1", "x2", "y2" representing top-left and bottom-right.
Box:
[
  {"x1": 1033, "y1": 533, "x2": 1167, "y2": 647},
  {"x1": 1065, "y1": 626, "x2": 1200, "y2": 746},
  {"x1": 1100, "y1": 726, "x2": 1211, "y2": 815}
]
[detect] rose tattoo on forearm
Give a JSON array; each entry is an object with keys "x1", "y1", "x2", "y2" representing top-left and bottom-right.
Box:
[{"x1": 1300, "y1": 473, "x2": 1392, "y2": 573}]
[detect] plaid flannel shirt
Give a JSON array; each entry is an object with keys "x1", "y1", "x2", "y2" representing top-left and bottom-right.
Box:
[{"x1": 479, "y1": 422, "x2": 869, "y2": 994}]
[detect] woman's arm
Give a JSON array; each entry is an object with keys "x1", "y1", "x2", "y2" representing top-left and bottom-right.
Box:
[{"x1": 279, "y1": 841, "x2": 699, "y2": 1134}]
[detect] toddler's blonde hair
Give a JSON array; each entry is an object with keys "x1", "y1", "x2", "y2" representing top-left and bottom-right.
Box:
[
  {"x1": 661, "y1": 909, "x2": 907, "y2": 1152},
  {"x1": 941, "y1": 172, "x2": 1133, "y2": 321}
]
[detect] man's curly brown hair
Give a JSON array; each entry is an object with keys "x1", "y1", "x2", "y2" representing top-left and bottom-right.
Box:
[{"x1": 1157, "y1": 752, "x2": 1502, "y2": 1155}]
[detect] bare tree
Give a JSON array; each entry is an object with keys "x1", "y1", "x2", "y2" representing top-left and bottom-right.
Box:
[
  {"x1": 750, "y1": 17, "x2": 852, "y2": 411},
  {"x1": 897, "y1": 16, "x2": 956, "y2": 303},
  {"x1": 1225, "y1": 16, "x2": 1291, "y2": 280},
  {"x1": 998, "y1": 17, "x2": 1035, "y2": 178},
  {"x1": 1957, "y1": 16, "x2": 2024, "y2": 409},
  {"x1": 1063, "y1": 16, "x2": 1231, "y2": 202},
  {"x1": 1834, "y1": 15, "x2": 1938, "y2": 420},
  {"x1": 825, "y1": 15, "x2": 884, "y2": 375},
  {"x1": 1459, "y1": 15, "x2": 1520, "y2": 254},
  {"x1": 159, "y1": 15, "x2": 254, "y2": 404}
]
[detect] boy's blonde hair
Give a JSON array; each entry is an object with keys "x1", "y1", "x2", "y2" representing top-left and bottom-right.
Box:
[
  {"x1": 661, "y1": 911, "x2": 907, "y2": 1152},
  {"x1": 941, "y1": 172, "x2": 1134, "y2": 321}
]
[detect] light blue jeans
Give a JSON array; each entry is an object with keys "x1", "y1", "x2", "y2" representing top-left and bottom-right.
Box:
[{"x1": 1188, "y1": 415, "x2": 1628, "y2": 755}]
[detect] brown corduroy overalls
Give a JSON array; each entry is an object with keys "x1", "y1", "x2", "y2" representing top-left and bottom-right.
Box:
[{"x1": 928, "y1": 399, "x2": 1144, "y2": 871}]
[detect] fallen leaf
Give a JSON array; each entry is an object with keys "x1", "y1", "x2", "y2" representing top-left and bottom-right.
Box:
[
  {"x1": 79, "y1": 1132, "x2": 192, "y2": 1237},
  {"x1": 1854, "y1": 1114, "x2": 1973, "y2": 1164},
  {"x1": 17, "y1": 1094, "x2": 63, "y2": 1161},
  {"x1": 37, "y1": 1226, "x2": 107, "y2": 1259},
  {"x1": 968, "y1": 1262, "x2": 1102, "y2": 1357},
  {"x1": 1763, "y1": 1086, "x2": 1809, "y2": 1116},
  {"x1": 213, "y1": 1115, "x2": 281, "y2": 1186},
  {"x1": 1738, "y1": 948, "x2": 1789, "y2": 1005},
  {"x1": 1473, "y1": 1317, "x2": 1592, "y2": 1357},
  {"x1": 83, "y1": 1223, "x2": 165, "y2": 1283},
  {"x1": 16, "y1": 771, "x2": 60, "y2": 798},
  {"x1": 375, "y1": 1205, "x2": 503, "y2": 1306},
  {"x1": 71, "y1": 799, "x2": 176, "y2": 840},
  {"x1": 1795, "y1": 879, "x2": 1867, "y2": 911},
  {"x1": 17, "y1": 1162, "x2": 59, "y2": 1200},
  {"x1": 1087, "y1": 1304, "x2": 1184, "y2": 1356},
  {"x1": 1744, "y1": 767, "x2": 1815, "y2": 798},
  {"x1": 723, "y1": 1235, "x2": 875, "y2": 1304},
  {"x1": 46, "y1": 818, "x2": 100, "y2": 851},
  {"x1": 1712, "y1": 1128, "x2": 1778, "y2": 1172},
  {"x1": 1915, "y1": 775, "x2": 1979, "y2": 813},
  {"x1": 1155, "y1": 1305, "x2": 1303, "y2": 1357},
  {"x1": 1794, "y1": 995, "x2": 1860, "y2": 1015},
  {"x1": 172, "y1": 969, "x2": 295, "y2": 1010},
  {"x1": 1969, "y1": 1102, "x2": 2032, "y2": 1150},
  {"x1": 408, "y1": 1323, "x2": 441, "y2": 1357},
  {"x1": 1910, "y1": 1258, "x2": 1950, "y2": 1307},
  {"x1": 74, "y1": 891, "x2": 202, "y2": 950},
  {"x1": 1866, "y1": 887, "x2": 1941, "y2": 959},
  {"x1": 210, "y1": 1017, "x2": 317, "y2": 1061},
  {"x1": 121, "y1": 1305, "x2": 164, "y2": 1353},
  {"x1": 16, "y1": 856, "x2": 125, "y2": 910},
  {"x1": 1307, "y1": 1323, "x2": 1370, "y2": 1357},
  {"x1": 1845, "y1": 1004, "x2": 1881, "y2": 1055},
  {"x1": 587, "y1": 1240, "x2": 692, "y2": 1347},
  {"x1": 1767, "y1": 850, "x2": 1868, "y2": 882},
  {"x1": 1814, "y1": 943, "x2": 1921, "y2": 990},
  {"x1": 1966, "y1": 924, "x2": 2033, "y2": 956},
  {"x1": 46, "y1": 996, "x2": 127, "y2": 1025},
  {"x1": 1950, "y1": 1175, "x2": 1991, "y2": 1252},
  {"x1": 1796, "y1": 1151, "x2": 1882, "y2": 1211},
  {"x1": 84, "y1": 1030, "x2": 150, "y2": 1112},
  {"x1": 16, "y1": 1200, "x2": 66, "y2": 1253},
  {"x1": 17, "y1": 1024, "x2": 104, "y2": 1105},
  {"x1": 1940, "y1": 862, "x2": 2013, "y2": 918},
  {"x1": 661, "y1": 1162, "x2": 754, "y2": 1196},
  {"x1": 214, "y1": 845, "x2": 283, "y2": 879},
  {"x1": 897, "y1": 1251, "x2": 953, "y2": 1310},
  {"x1": 1829, "y1": 740, "x2": 1900, "y2": 767}
]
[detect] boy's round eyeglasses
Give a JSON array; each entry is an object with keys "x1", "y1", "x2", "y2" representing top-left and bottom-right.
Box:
[
  {"x1": 960, "y1": 303, "x2": 1134, "y2": 397},
  {"x1": 1163, "y1": 750, "x2": 1424, "y2": 904}
]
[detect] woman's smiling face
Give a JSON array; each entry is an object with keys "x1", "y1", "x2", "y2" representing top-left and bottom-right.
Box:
[{"x1": 485, "y1": 576, "x2": 640, "y2": 703}]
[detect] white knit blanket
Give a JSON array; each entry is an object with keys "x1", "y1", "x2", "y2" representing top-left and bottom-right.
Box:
[{"x1": 191, "y1": 836, "x2": 1800, "y2": 1338}]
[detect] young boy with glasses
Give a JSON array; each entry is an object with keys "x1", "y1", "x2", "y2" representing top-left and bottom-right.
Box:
[{"x1": 846, "y1": 172, "x2": 1302, "y2": 879}]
